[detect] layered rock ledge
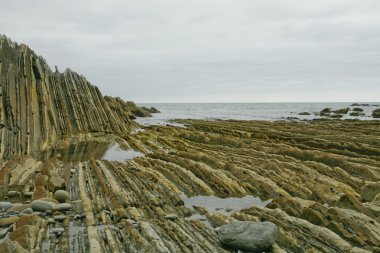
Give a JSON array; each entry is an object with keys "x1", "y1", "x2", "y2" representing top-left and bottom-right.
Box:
[
  {"x1": 0, "y1": 35, "x2": 155, "y2": 160},
  {"x1": 1, "y1": 36, "x2": 380, "y2": 252}
]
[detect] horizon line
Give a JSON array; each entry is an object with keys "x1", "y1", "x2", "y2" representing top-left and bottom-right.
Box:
[{"x1": 135, "y1": 101, "x2": 380, "y2": 104}]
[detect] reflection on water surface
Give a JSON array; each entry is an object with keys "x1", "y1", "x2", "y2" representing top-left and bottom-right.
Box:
[
  {"x1": 180, "y1": 192, "x2": 272, "y2": 216},
  {"x1": 34, "y1": 141, "x2": 143, "y2": 162}
]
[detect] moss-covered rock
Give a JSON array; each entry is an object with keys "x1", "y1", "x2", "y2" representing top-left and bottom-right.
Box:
[
  {"x1": 333, "y1": 108, "x2": 350, "y2": 114},
  {"x1": 373, "y1": 109, "x2": 380, "y2": 118}
]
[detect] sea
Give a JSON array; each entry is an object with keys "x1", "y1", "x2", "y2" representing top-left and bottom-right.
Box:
[{"x1": 135, "y1": 102, "x2": 380, "y2": 126}]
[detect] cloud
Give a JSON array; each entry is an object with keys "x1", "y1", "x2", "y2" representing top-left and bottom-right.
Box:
[{"x1": 1, "y1": 0, "x2": 380, "y2": 102}]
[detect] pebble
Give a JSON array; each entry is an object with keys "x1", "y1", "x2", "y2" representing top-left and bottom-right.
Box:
[
  {"x1": 53, "y1": 203, "x2": 72, "y2": 212},
  {"x1": 47, "y1": 218, "x2": 56, "y2": 224},
  {"x1": 8, "y1": 191, "x2": 20, "y2": 197},
  {"x1": 6, "y1": 210, "x2": 20, "y2": 216},
  {"x1": 51, "y1": 228, "x2": 64, "y2": 235},
  {"x1": 23, "y1": 192, "x2": 33, "y2": 198},
  {"x1": 53, "y1": 215, "x2": 66, "y2": 222}
]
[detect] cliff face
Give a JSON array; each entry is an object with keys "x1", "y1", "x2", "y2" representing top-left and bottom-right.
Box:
[{"x1": 0, "y1": 36, "x2": 132, "y2": 159}]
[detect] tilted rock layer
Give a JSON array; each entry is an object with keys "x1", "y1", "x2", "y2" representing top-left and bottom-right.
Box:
[
  {"x1": 0, "y1": 35, "x2": 141, "y2": 160},
  {"x1": 1, "y1": 36, "x2": 380, "y2": 252}
]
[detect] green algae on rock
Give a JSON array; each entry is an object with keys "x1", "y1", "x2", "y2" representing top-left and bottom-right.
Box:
[{"x1": 1, "y1": 35, "x2": 380, "y2": 252}]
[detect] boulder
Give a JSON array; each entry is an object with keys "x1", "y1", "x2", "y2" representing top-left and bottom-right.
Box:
[
  {"x1": 0, "y1": 202, "x2": 13, "y2": 211},
  {"x1": 8, "y1": 191, "x2": 20, "y2": 197},
  {"x1": 352, "y1": 108, "x2": 364, "y2": 112},
  {"x1": 53, "y1": 190, "x2": 70, "y2": 203},
  {"x1": 333, "y1": 108, "x2": 350, "y2": 114},
  {"x1": 298, "y1": 112, "x2": 311, "y2": 115},
  {"x1": 373, "y1": 109, "x2": 380, "y2": 118},
  {"x1": 218, "y1": 221, "x2": 277, "y2": 252},
  {"x1": 361, "y1": 182, "x2": 380, "y2": 202},
  {"x1": 321, "y1": 108, "x2": 332, "y2": 113},
  {"x1": 31, "y1": 200, "x2": 53, "y2": 212}
]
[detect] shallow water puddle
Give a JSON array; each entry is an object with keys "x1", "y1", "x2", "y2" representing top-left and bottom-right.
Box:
[
  {"x1": 101, "y1": 143, "x2": 144, "y2": 162},
  {"x1": 34, "y1": 141, "x2": 143, "y2": 162},
  {"x1": 180, "y1": 192, "x2": 271, "y2": 216}
]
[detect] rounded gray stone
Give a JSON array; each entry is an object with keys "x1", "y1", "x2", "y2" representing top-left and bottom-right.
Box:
[
  {"x1": 53, "y1": 215, "x2": 66, "y2": 222},
  {"x1": 31, "y1": 200, "x2": 53, "y2": 212},
  {"x1": 23, "y1": 192, "x2": 33, "y2": 198},
  {"x1": 53, "y1": 190, "x2": 70, "y2": 203},
  {"x1": 0, "y1": 202, "x2": 13, "y2": 211},
  {"x1": 218, "y1": 221, "x2": 278, "y2": 252},
  {"x1": 7, "y1": 191, "x2": 20, "y2": 197},
  {"x1": 47, "y1": 218, "x2": 56, "y2": 224}
]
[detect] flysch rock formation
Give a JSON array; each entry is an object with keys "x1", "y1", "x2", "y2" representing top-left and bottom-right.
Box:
[
  {"x1": 1, "y1": 35, "x2": 380, "y2": 253},
  {"x1": 0, "y1": 35, "x2": 156, "y2": 160}
]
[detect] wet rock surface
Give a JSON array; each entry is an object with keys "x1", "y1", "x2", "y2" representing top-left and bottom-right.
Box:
[
  {"x1": 373, "y1": 109, "x2": 380, "y2": 118},
  {"x1": 0, "y1": 118, "x2": 378, "y2": 252},
  {"x1": 0, "y1": 36, "x2": 380, "y2": 252},
  {"x1": 218, "y1": 221, "x2": 277, "y2": 252}
]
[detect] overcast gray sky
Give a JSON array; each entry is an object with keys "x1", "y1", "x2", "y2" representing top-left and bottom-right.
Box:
[{"x1": 1, "y1": 0, "x2": 380, "y2": 102}]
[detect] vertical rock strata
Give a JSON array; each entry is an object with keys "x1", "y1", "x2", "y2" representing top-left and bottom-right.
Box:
[
  {"x1": 0, "y1": 36, "x2": 130, "y2": 160},
  {"x1": 1, "y1": 36, "x2": 380, "y2": 252}
]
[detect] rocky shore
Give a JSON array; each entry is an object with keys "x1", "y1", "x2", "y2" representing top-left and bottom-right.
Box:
[{"x1": 1, "y1": 36, "x2": 380, "y2": 252}]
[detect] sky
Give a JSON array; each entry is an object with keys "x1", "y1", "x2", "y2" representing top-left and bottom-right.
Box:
[{"x1": 1, "y1": 0, "x2": 380, "y2": 102}]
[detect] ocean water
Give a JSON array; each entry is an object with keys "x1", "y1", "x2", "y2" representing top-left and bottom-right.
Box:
[{"x1": 136, "y1": 102, "x2": 380, "y2": 126}]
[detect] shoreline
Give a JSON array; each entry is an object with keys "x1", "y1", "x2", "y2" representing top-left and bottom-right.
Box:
[
  {"x1": 2, "y1": 119, "x2": 379, "y2": 252},
  {"x1": 1, "y1": 35, "x2": 379, "y2": 252}
]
